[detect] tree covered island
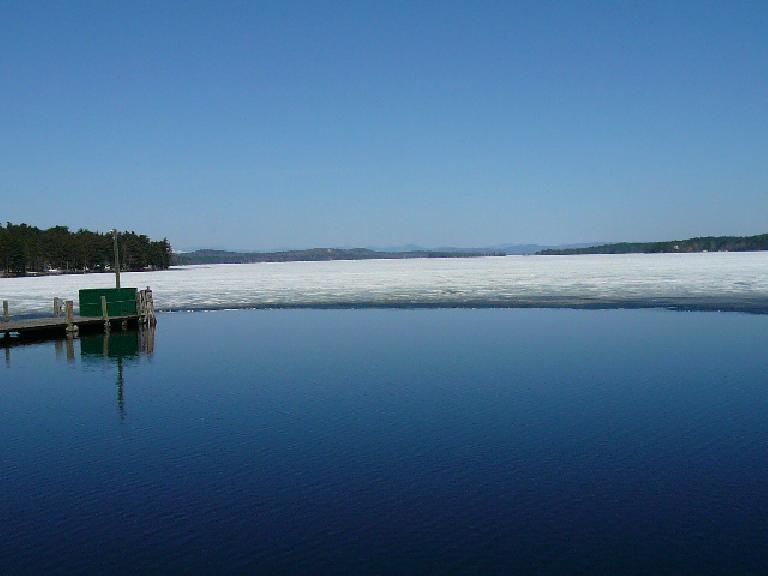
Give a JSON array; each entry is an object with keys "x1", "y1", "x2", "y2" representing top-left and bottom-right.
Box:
[{"x1": 0, "y1": 222, "x2": 172, "y2": 276}]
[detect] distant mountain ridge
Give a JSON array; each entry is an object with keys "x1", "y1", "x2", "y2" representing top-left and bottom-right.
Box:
[
  {"x1": 174, "y1": 235, "x2": 768, "y2": 263},
  {"x1": 172, "y1": 247, "x2": 504, "y2": 265},
  {"x1": 174, "y1": 242, "x2": 603, "y2": 258}
]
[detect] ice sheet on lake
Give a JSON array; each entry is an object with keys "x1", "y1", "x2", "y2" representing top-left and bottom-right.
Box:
[{"x1": 2, "y1": 253, "x2": 768, "y2": 316}]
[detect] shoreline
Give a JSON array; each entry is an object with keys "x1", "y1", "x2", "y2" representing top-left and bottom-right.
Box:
[
  {"x1": 9, "y1": 300, "x2": 768, "y2": 325},
  {"x1": 153, "y1": 298, "x2": 768, "y2": 315}
]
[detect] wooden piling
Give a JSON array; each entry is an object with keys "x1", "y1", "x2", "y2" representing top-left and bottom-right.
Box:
[
  {"x1": 53, "y1": 297, "x2": 61, "y2": 318},
  {"x1": 138, "y1": 288, "x2": 146, "y2": 325},
  {"x1": 65, "y1": 300, "x2": 78, "y2": 335},
  {"x1": 2, "y1": 300, "x2": 8, "y2": 322},
  {"x1": 145, "y1": 286, "x2": 157, "y2": 326},
  {"x1": 101, "y1": 295, "x2": 110, "y2": 332}
]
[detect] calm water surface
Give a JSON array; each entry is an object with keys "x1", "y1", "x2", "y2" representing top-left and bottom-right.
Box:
[{"x1": 2, "y1": 309, "x2": 768, "y2": 574}]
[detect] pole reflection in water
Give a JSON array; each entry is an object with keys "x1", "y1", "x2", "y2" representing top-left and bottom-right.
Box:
[
  {"x1": 2, "y1": 324, "x2": 155, "y2": 421},
  {"x1": 66, "y1": 335, "x2": 75, "y2": 363},
  {"x1": 78, "y1": 325, "x2": 157, "y2": 422}
]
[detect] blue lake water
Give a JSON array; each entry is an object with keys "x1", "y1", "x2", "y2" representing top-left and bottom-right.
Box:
[{"x1": 2, "y1": 308, "x2": 768, "y2": 574}]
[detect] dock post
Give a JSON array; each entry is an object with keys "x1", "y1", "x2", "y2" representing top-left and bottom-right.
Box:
[
  {"x1": 53, "y1": 297, "x2": 61, "y2": 317},
  {"x1": 2, "y1": 300, "x2": 8, "y2": 322},
  {"x1": 145, "y1": 286, "x2": 150, "y2": 325},
  {"x1": 139, "y1": 289, "x2": 147, "y2": 325},
  {"x1": 146, "y1": 286, "x2": 157, "y2": 326},
  {"x1": 65, "y1": 300, "x2": 78, "y2": 336},
  {"x1": 101, "y1": 296, "x2": 110, "y2": 333}
]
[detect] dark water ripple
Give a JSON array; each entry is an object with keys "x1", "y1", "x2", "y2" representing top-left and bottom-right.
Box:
[{"x1": 2, "y1": 308, "x2": 768, "y2": 574}]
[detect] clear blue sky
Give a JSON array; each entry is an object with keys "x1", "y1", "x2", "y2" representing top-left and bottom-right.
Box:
[{"x1": 1, "y1": 1, "x2": 766, "y2": 250}]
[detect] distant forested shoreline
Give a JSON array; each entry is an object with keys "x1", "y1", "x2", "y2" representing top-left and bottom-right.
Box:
[
  {"x1": 538, "y1": 234, "x2": 768, "y2": 255},
  {"x1": 0, "y1": 222, "x2": 172, "y2": 276},
  {"x1": 172, "y1": 247, "x2": 500, "y2": 265}
]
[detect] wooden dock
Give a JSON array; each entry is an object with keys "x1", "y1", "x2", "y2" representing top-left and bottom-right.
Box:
[{"x1": 1, "y1": 287, "x2": 156, "y2": 342}]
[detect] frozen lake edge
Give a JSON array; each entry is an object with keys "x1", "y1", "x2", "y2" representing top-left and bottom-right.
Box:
[
  {"x1": 2, "y1": 253, "x2": 768, "y2": 316},
  {"x1": 151, "y1": 296, "x2": 768, "y2": 314}
]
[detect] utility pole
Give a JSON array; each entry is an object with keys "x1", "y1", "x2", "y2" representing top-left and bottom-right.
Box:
[{"x1": 112, "y1": 229, "x2": 121, "y2": 289}]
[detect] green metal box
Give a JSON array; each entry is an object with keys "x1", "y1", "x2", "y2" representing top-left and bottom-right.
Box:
[{"x1": 79, "y1": 288, "x2": 138, "y2": 317}]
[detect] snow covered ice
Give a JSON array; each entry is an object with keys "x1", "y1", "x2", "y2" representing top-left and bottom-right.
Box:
[{"x1": 2, "y1": 252, "x2": 768, "y2": 316}]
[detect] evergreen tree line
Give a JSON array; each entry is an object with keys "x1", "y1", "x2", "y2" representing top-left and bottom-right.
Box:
[{"x1": 0, "y1": 223, "x2": 172, "y2": 275}]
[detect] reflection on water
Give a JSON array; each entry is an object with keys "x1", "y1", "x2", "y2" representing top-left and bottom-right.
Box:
[
  {"x1": 79, "y1": 327, "x2": 155, "y2": 421},
  {"x1": 3, "y1": 309, "x2": 768, "y2": 574},
  {"x1": 79, "y1": 325, "x2": 155, "y2": 360},
  {"x1": 2, "y1": 325, "x2": 156, "y2": 421}
]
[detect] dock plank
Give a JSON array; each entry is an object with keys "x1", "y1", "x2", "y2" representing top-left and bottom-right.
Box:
[{"x1": 1, "y1": 315, "x2": 139, "y2": 334}]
